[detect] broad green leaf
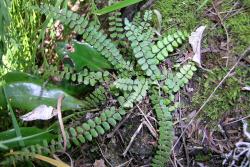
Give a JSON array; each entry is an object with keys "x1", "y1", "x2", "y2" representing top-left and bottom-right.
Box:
[
  {"x1": 0, "y1": 72, "x2": 85, "y2": 111},
  {"x1": 56, "y1": 41, "x2": 112, "y2": 71},
  {"x1": 95, "y1": 0, "x2": 144, "y2": 15},
  {"x1": 0, "y1": 127, "x2": 56, "y2": 149}
]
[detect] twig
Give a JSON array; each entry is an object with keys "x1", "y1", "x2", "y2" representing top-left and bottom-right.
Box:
[
  {"x1": 223, "y1": 115, "x2": 250, "y2": 125},
  {"x1": 212, "y1": 2, "x2": 230, "y2": 67},
  {"x1": 57, "y1": 94, "x2": 67, "y2": 151},
  {"x1": 172, "y1": 47, "x2": 250, "y2": 151},
  {"x1": 97, "y1": 142, "x2": 114, "y2": 167},
  {"x1": 107, "y1": 113, "x2": 131, "y2": 138},
  {"x1": 143, "y1": 118, "x2": 157, "y2": 139},
  {"x1": 53, "y1": 151, "x2": 74, "y2": 167},
  {"x1": 122, "y1": 122, "x2": 143, "y2": 157},
  {"x1": 136, "y1": 105, "x2": 157, "y2": 138},
  {"x1": 140, "y1": 0, "x2": 155, "y2": 10},
  {"x1": 117, "y1": 158, "x2": 133, "y2": 167}
]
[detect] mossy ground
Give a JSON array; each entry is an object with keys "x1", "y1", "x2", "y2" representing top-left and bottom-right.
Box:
[
  {"x1": 155, "y1": 0, "x2": 250, "y2": 122},
  {"x1": 192, "y1": 66, "x2": 250, "y2": 122},
  {"x1": 155, "y1": 0, "x2": 250, "y2": 165}
]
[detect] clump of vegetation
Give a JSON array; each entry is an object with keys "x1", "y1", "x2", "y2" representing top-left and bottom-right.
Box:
[
  {"x1": 0, "y1": 0, "x2": 249, "y2": 166},
  {"x1": 0, "y1": 1, "x2": 200, "y2": 166}
]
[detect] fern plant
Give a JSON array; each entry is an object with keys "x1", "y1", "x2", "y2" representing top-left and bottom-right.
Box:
[
  {"x1": 2, "y1": 4, "x2": 199, "y2": 167},
  {"x1": 108, "y1": 11, "x2": 125, "y2": 40}
]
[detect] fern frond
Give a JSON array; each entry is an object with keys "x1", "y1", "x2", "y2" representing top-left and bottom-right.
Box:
[
  {"x1": 122, "y1": 78, "x2": 149, "y2": 108},
  {"x1": 132, "y1": 12, "x2": 141, "y2": 26},
  {"x1": 164, "y1": 62, "x2": 197, "y2": 93},
  {"x1": 108, "y1": 11, "x2": 125, "y2": 40},
  {"x1": 61, "y1": 67, "x2": 110, "y2": 86},
  {"x1": 151, "y1": 30, "x2": 189, "y2": 64},
  {"x1": 150, "y1": 91, "x2": 173, "y2": 167},
  {"x1": 113, "y1": 78, "x2": 141, "y2": 92},
  {"x1": 82, "y1": 86, "x2": 107, "y2": 110},
  {"x1": 132, "y1": 10, "x2": 153, "y2": 40},
  {"x1": 124, "y1": 18, "x2": 161, "y2": 79},
  {"x1": 5, "y1": 107, "x2": 127, "y2": 163},
  {"x1": 65, "y1": 107, "x2": 126, "y2": 146},
  {"x1": 39, "y1": 4, "x2": 130, "y2": 71}
]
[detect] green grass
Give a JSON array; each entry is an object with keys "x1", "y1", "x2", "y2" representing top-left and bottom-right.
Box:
[{"x1": 2, "y1": 0, "x2": 41, "y2": 72}]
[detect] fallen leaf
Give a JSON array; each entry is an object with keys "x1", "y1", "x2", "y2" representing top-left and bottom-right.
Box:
[
  {"x1": 189, "y1": 26, "x2": 206, "y2": 67},
  {"x1": 93, "y1": 159, "x2": 106, "y2": 167},
  {"x1": 20, "y1": 105, "x2": 57, "y2": 121},
  {"x1": 242, "y1": 86, "x2": 250, "y2": 91}
]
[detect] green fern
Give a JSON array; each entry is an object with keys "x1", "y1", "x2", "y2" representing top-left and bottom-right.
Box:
[
  {"x1": 163, "y1": 62, "x2": 197, "y2": 94},
  {"x1": 121, "y1": 78, "x2": 149, "y2": 108},
  {"x1": 2, "y1": 5, "x2": 201, "y2": 167},
  {"x1": 108, "y1": 11, "x2": 125, "y2": 40},
  {"x1": 61, "y1": 67, "x2": 110, "y2": 86},
  {"x1": 151, "y1": 30, "x2": 189, "y2": 64},
  {"x1": 39, "y1": 4, "x2": 130, "y2": 71},
  {"x1": 32, "y1": 65, "x2": 110, "y2": 86},
  {"x1": 150, "y1": 90, "x2": 173, "y2": 167},
  {"x1": 125, "y1": 17, "x2": 161, "y2": 79},
  {"x1": 4, "y1": 107, "x2": 126, "y2": 163},
  {"x1": 82, "y1": 86, "x2": 107, "y2": 110},
  {"x1": 113, "y1": 78, "x2": 142, "y2": 92}
]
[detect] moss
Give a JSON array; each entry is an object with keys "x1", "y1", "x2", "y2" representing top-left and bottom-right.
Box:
[
  {"x1": 153, "y1": 0, "x2": 211, "y2": 33},
  {"x1": 191, "y1": 66, "x2": 250, "y2": 122},
  {"x1": 226, "y1": 12, "x2": 250, "y2": 53},
  {"x1": 217, "y1": 1, "x2": 250, "y2": 53},
  {"x1": 195, "y1": 152, "x2": 212, "y2": 162}
]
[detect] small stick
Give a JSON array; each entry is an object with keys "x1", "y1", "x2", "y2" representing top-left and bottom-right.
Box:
[
  {"x1": 117, "y1": 158, "x2": 133, "y2": 167},
  {"x1": 97, "y1": 142, "x2": 113, "y2": 167},
  {"x1": 122, "y1": 122, "x2": 143, "y2": 157},
  {"x1": 223, "y1": 114, "x2": 250, "y2": 125},
  {"x1": 107, "y1": 113, "x2": 131, "y2": 138},
  {"x1": 53, "y1": 151, "x2": 74, "y2": 167},
  {"x1": 57, "y1": 94, "x2": 67, "y2": 151},
  {"x1": 143, "y1": 118, "x2": 157, "y2": 139},
  {"x1": 136, "y1": 105, "x2": 157, "y2": 138}
]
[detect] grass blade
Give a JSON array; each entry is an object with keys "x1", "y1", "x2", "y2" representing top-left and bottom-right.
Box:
[
  {"x1": 3, "y1": 87, "x2": 24, "y2": 147},
  {"x1": 95, "y1": 0, "x2": 143, "y2": 15}
]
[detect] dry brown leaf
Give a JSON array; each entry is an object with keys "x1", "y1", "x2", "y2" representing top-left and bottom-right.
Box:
[
  {"x1": 20, "y1": 105, "x2": 57, "y2": 121},
  {"x1": 93, "y1": 159, "x2": 106, "y2": 167},
  {"x1": 189, "y1": 26, "x2": 206, "y2": 67},
  {"x1": 242, "y1": 86, "x2": 250, "y2": 91}
]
